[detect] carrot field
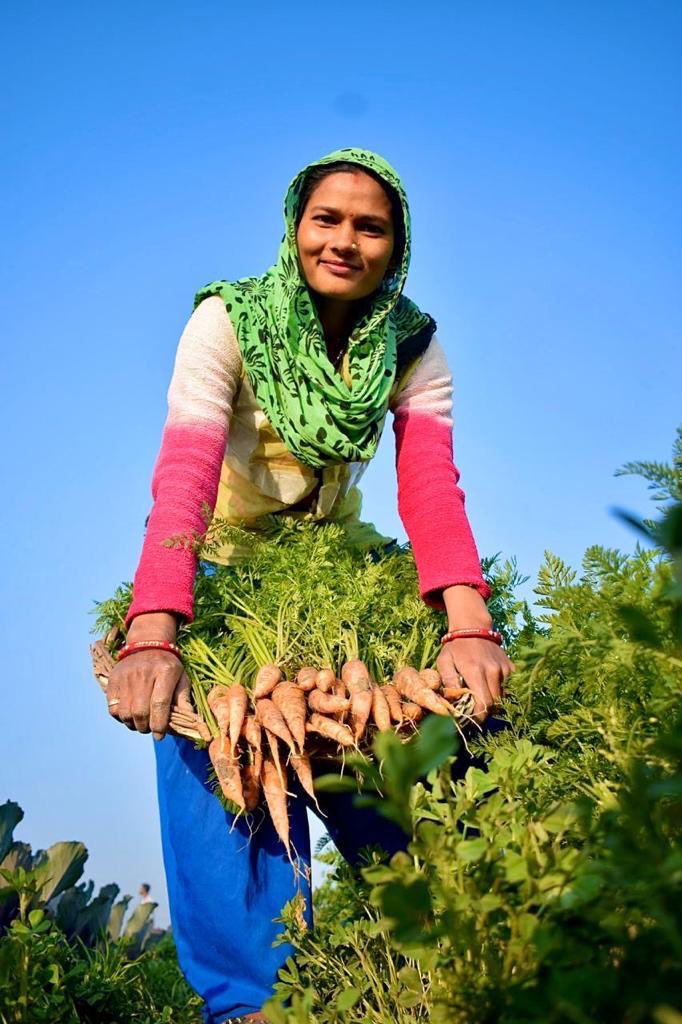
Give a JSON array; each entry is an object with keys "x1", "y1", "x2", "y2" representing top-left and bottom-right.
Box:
[{"x1": 2, "y1": 430, "x2": 680, "y2": 1023}]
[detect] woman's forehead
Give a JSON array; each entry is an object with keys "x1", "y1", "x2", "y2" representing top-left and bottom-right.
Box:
[{"x1": 305, "y1": 170, "x2": 392, "y2": 214}]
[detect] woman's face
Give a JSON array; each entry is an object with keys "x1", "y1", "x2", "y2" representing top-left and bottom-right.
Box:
[{"x1": 296, "y1": 171, "x2": 396, "y2": 302}]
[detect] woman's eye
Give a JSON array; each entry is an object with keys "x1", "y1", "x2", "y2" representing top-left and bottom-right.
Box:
[
  {"x1": 361, "y1": 223, "x2": 384, "y2": 235},
  {"x1": 314, "y1": 215, "x2": 335, "y2": 224}
]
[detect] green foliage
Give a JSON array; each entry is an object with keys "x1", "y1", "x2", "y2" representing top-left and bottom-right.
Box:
[
  {"x1": 0, "y1": 913, "x2": 201, "y2": 1023},
  {"x1": 193, "y1": 518, "x2": 446, "y2": 684},
  {"x1": 93, "y1": 513, "x2": 531, "y2": 752},
  {"x1": 0, "y1": 806, "x2": 200, "y2": 1023},
  {"x1": 0, "y1": 814, "x2": 152, "y2": 951},
  {"x1": 614, "y1": 424, "x2": 682, "y2": 509},
  {"x1": 315, "y1": 716, "x2": 460, "y2": 835},
  {"x1": 0, "y1": 804, "x2": 23, "y2": 864},
  {"x1": 262, "y1": 429, "x2": 682, "y2": 1024}
]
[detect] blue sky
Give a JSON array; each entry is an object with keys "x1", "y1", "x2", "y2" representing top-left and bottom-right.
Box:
[{"x1": 1, "y1": 2, "x2": 680, "y2": 928}]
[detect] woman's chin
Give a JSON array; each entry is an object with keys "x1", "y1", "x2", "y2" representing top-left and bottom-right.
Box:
[{"x1": 307, "y1": 279, "x2": 370, "y2": 303}]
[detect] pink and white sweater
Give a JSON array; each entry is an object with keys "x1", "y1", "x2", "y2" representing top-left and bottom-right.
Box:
[{"x1": 126, "y1": 296, "x2": 491, "y2": 626}]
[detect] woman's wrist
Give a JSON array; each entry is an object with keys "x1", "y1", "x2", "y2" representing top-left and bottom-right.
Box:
[
  {"x1": 442, "y1": 584, "x2": 493, "y2": 631},
  {"x1": 126, "y1": 611, "x2": 179, "y2": 644}
]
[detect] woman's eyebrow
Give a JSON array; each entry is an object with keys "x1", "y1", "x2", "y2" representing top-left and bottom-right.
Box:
[{"x1": 308, "y1": 205, "x2": 390, "y2": 225}]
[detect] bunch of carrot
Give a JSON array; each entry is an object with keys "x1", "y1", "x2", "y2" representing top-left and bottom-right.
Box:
[
  {"x1": 90, "y1": 639, "x2": 474, "y2": 858},
  {"x1": 167, "y1": 659, "x2": 474, "y2": 857}
]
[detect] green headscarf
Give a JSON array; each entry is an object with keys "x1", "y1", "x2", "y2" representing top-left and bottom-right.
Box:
[{"x1": 194, "y1": 148, "x2": 434, "y2": 469}]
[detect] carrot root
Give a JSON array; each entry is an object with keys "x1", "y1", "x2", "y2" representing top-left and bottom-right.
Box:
[
  {"x1": 401, "y1": 701, "x2": 424, "y2": 723},
  {"x1": 351, "y1": 689, "x2": 373, "y2": 742},
  {"x1": 228, "y1": 684, "x2": 248, "y2": 753},
  {"x1": 255, "y1": 698, "x2": 297, "y2": 754},
  {"x1": 306, "y1": 714, "x2": 354, "y2": 748},
  {"x1": 261, "y1": 758, "x2": 291, "y2": 855},
  {"x1": 271, "y1": 682, "x2": 307, "y2": 753},
  {"x1": 296, "y1": 666, "x2": 318, "y2": 692},
  {"x1": 315, "y1": 669, "x2": 336, "y2": 693},
  {"x1": 307, "y1": 690, "x2": 351, "y2": 715},
  {"x1": 371, "y1": 686, "x2": 392, "y2": 732},
  {"x1": 419, "y1": 668, "x2": 442, "y2": 691},
  {"x1": 394, "y1": 668, "x2": 452, "y2": 716},
  {"x1": 209, "y1": 737, "x2": 245, "y2": 811},
  {"x1": 341, "y1": 659, "x2": 372, "y2": 694},
  {"x1": 290, "y1": 752, "x2": 323, "y2": 815},
  {"x1": 254, "y1": 664, "x2": 282, "y2": 700},
  {"x1": 382, "y1": 684, "x2": 404, "y2": 724},
  {"x1": 442, "y1": 686, "x2": 470, "y2": 701}
]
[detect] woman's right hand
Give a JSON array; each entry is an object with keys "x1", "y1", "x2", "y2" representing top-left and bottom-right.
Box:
[{"x1": 106, "y1": 612, "x2": 184, "y2": 740}]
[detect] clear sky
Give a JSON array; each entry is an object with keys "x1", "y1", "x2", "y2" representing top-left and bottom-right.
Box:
[{"x1": 1, "y1": 2, "x2": 680, "y2": 928}]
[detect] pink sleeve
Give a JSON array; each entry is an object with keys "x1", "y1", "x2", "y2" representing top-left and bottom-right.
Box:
[
  {"x1": 391, "y1": 337, "x2": 491, "y2": 610},
  {"x1": 125, "y1": 296, "x2": 241, "y2": 626}
]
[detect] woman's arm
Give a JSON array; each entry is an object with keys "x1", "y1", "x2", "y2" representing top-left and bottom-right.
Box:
[
  {"x1": 107, "y1": 296, "x2": 241, "y2": 738},
  {"x1": 391, "y1": 337, "x2": 515, "y2": 720},
  {"x1": 125, "y1": 295, "x2": 242, "y2": 626},
  {"x1": 391, "y1": 336, "x2": 491, "y2": 611}
]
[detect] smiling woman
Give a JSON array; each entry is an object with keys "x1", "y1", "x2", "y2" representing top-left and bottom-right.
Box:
[
  {"x1": 296, "y1": 166, "x2": 398, "y2": 367},
  {"x1": 105, "y1": 147, "x2": 514, "y2": 1023}
]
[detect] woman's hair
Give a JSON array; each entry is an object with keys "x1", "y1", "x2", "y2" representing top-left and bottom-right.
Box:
[{"x1": 295, "y1": 160, "x2": 405, "y2": 273}]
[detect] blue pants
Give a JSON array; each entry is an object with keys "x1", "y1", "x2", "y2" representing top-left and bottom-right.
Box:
[{"x1": 155, "y1": 720, "x2": 507, "y2": 1022}]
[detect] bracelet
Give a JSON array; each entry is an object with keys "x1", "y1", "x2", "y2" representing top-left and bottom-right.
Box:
[
  {"x1": 116, "y1": 640, "x2": 183, "y2": 664},
  {"x1": 440, "y1": 628, "x2": 504, "y2": 647}
]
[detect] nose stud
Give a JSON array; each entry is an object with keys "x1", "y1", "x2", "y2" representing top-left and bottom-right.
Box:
[{"x1": 351, "y1": 243, "x2": 358, "y2": 251}]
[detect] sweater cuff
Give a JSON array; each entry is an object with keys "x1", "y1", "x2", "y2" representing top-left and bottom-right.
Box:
[{"x1": 421, "y1": 577, "x2": 492, "y2": 611}]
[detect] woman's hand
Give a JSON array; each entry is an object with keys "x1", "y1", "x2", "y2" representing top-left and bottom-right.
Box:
[
  {"x1": 438, "y1": 584, "x2": 516, "y2": 723},
  {"x1": 106, "y1": 612, "x2": 184, "y2": 739},
  {"x1": 436, "y1": 637, "x2": 515, "y2": 724}
]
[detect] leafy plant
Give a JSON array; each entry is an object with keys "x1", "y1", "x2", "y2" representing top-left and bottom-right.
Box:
[
  {"x1": 260, "y1": 428, "x2": 682, "y2": 1024},
  {"x1": 0, "y1": 804, "x2": 201, "y2": 1023}
]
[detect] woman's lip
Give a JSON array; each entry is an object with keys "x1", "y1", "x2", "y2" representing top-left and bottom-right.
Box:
[{"x1": 320, "y1": 260, "x2": 360, "y2": 275}]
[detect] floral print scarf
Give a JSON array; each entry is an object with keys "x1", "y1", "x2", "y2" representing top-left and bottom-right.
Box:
[{"x1": 194, "y1": 148, "x2": 434, "y2": 469}]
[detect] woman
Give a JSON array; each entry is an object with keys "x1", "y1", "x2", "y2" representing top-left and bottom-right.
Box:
[{"x1": 106, "y1": 148, "x2": 514, "y2": 1023}]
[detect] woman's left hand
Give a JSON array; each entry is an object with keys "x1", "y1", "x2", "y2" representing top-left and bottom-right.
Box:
[{"x1": 436, "y1": 638, "x2": 515, "y2": 725}]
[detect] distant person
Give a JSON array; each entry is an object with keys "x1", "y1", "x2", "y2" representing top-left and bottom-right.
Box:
[
  {"x1": 138, "y1": 882, "x2": 152, "y2": 905},
  {"x1": 106, "y1": 148, "x2": 514, "y2": 1022}
]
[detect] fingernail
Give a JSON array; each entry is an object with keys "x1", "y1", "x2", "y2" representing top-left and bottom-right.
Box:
[{"x1": 153, "y1": 732, "x2": 163, "y2": 741}]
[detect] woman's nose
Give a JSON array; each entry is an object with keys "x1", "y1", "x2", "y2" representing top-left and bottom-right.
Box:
[{"x1": 331, "y1": 224, "x2": 358, "y2": 253}]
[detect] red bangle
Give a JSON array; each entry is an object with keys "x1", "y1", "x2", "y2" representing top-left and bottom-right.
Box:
[
  {"x1": 116, "y1": 640, "x2": 183, "y2": 664},
  {"x1": 440, "y1": 628, "x2": 504, "y2": 647}
]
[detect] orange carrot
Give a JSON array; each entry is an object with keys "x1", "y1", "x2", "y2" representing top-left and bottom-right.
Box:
[
  {"x1": 242, "y1": 714, "x2": 262, "y2": 752},
  {"x1": 419, "y1": 668, "x2": 442, "y2": 691},
  {"x1": 382, "y1": 684, "x2": 404, "y2": 724},
  {"x1": 341, "y1": 659, "x2": 372, "y2": 694},
  {"x1": 261, "y1": 757, "x2": 290, "y2": 853},
  {"x1": 254, "y1": 664, "x2": 282, "y2": 699},
  {"x1": 307, "y1": 690, "x2": 351, "y2": 715},
  {"x1": 333, "y1": 677, "x2": 348, "y2": 699},
  {"x1": 209, "y1": 737, "x2": 245, "y2": 810},
  {"x1": 371, "y1": 686, "x2": 393, "y2": 732},
  {"x1": 443, "y1": 686, "x2": 470, "y2": 701},
  {"x1": 255, "y1": 699, "x2": 297, "y2": 754},
  {"x1": 228, "y1": 684, "x2": 248, "y2": 752},
  {"x1": 332, "y1": 678, "x2": 350, "y2": 721},
  {"x1": 207, "y1": 686, "x2": 231, "y2": 736},
  {"x1": 306, "y1": 714, "x2": 354, "y2": 748},
  {"x1": 296, "y1": 666, "x2": 318, "y2": 692},
  {"x1": 401, "y1": 701, "x2": 424, "y2": 723},
  {"x1": 315, "y1": 668, "x2": 336, "y2": 694},
  {"x1": 264, "y1": 729, "x2": 288, "y2": 792},
  {"x1": 394, "y1": 667, "x2": 452, "y2": 717},
  {"x1": 271, "y1": 682, "x2": 306, "y2": 753},
  {"x1": 290, "y1": 752, "x2": 322, "y2": 813},
  {"x1": 241, "y1": 763, "x2": 261, "y2": 812},
  {"x1": 351, "y1": 690, "x2": 373, "y2": 742}
]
